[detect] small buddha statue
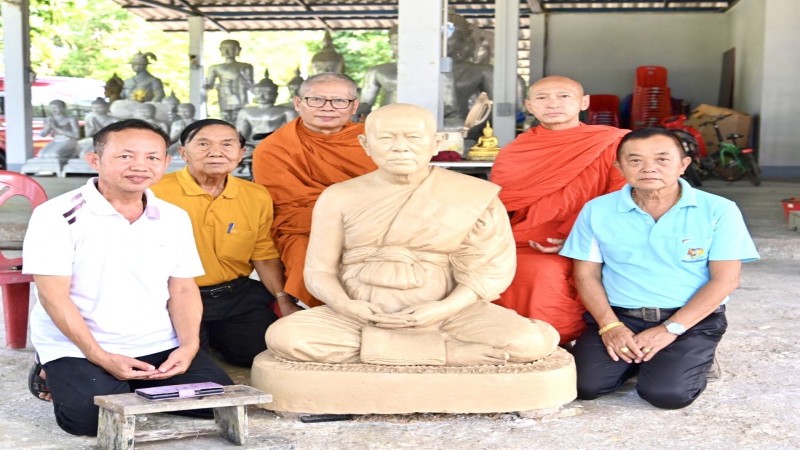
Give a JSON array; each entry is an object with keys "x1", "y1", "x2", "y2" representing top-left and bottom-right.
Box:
[{"x1": 467, "y1": 121, "x2": 501, "y2": 161}]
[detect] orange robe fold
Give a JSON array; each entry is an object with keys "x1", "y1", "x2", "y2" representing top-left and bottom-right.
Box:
[
  {"x1": 252, "y1": 118, "x2": 377, "y2": 306},
  {"x1": 491, "y1": 124, "x2": 629, "y2": 344}
]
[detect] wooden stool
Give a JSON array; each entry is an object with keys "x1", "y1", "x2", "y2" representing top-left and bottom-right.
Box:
[{"x1": 94, "y1": 385, "x2": 271, "y2": 449}]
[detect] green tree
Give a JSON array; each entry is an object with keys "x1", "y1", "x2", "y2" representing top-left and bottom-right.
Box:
[{"x1": 305, "y1": 31, "x2": 393, "y2": 86}]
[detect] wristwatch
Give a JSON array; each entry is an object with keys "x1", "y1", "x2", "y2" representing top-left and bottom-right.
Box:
[{"x1": 664, "y1": 320, "x2": 686, "y2": 336}]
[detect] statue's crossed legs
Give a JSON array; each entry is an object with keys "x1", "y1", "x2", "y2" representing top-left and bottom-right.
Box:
[{"x1": 266, "y1": 302, "x2": 559, "y2": 366}]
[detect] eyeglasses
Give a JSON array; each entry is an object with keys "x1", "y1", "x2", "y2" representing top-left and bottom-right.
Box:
[{"x1": 302, "y1": 97, "x2": 355, "y2": 109}]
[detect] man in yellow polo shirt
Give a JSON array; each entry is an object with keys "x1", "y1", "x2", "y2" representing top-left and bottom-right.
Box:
[{"x1": 152, "y1": 119, "x2": 302, "y2": 367}]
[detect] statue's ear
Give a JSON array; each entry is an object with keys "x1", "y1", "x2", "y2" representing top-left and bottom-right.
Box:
[{"x1": 358, "y1": 134, "x2": 370, "y2": 155}]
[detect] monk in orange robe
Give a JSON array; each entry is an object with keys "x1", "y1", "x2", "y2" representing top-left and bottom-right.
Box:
[
  {"x1": 492, "y1": 76, "x2": 629, "y2": 344},
  {"x1": 253, "y1": 73, "x2": 377, "y2": 307}
]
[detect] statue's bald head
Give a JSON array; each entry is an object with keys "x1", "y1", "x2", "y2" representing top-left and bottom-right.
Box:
[{"x1": 365, "y1": 103, "x2": 436, "y2": 135}]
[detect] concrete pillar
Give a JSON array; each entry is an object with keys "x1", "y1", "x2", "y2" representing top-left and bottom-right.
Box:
[
  {"x1": 528, "y1": 13, "x2": 545, "y2": 83},
  {"x1": 2, "y1": 0, "x2": 33, "y2": 171},
  {"x1": 188, "y1": 16, "x2": 206, "y2": 119},
  {"x1": 493, "y1": 0, "x2": 519, "y2": 146},
  {"x1": 397, "y1": 0, "x2": 445, "y2": 128}
]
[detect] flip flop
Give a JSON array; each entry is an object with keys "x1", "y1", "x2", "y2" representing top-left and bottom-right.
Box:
[{"x1": 27, "y1": 359, "x2": 50, "y2": 401}]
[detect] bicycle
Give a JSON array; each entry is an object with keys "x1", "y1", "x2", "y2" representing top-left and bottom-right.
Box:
[{"x1": 699, "y1": 114, "x2": 762, "y2": 186}]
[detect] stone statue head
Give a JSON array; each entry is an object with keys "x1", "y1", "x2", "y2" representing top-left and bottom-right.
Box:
[
  {"x1": 48, "y1": 99, "x2": 67, "y2": 115},
  {"x1": 219, "y1": 39, "x2": 242, "y2": 59},
  {"x1": 252, "y1": 77, "x2": 279, "y2": 106},
  {"x1": 137, "y1": 103, "x2": 157, "y2": 120},
  {"x1": 286, "y1": 68, "x2": 304, "y2": 98},
  {"x1": 91, "y1": 97, "x2": 110, "y2": 115},
  {"x1": 129, "y1": 51, "x2": 157, "y2": 73},
  {"x1": 177, "y1": 103, "x2": 196, "y2": 120},
  {"x1": 311, "y1": 31, "x2": 346, "y2": 75},
  {"x1": 359, "y1": 104, "x2": 445, "y2": 176}
]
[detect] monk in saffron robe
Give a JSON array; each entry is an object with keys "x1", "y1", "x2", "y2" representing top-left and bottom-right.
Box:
[
  {"x1": 266, "y1": 104, "x2": 558, "y2": 366},
  {"x1": 492, "y1": 76, "x2": 629, "y2": 345},
  {"x1": 253, "y1": 73, "x2": 377, "y2": 308}
]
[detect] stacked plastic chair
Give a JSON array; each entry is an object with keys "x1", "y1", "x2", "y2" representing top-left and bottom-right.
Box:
[
  {"x1": 631, "y1": 66, "x2": 671, "y2": 129},
  {"x1": 586, "y1": 94, "x2": 621, "y2": 127}
]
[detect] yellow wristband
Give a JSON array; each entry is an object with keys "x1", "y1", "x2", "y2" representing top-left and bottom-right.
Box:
[{"x1": 598, "y1": 321, "x2": 624, "y2": 336}]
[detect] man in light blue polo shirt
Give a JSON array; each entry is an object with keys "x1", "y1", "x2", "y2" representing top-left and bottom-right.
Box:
[{"x1": 561, "y1": 127, "x2": 759, "y2": 409}]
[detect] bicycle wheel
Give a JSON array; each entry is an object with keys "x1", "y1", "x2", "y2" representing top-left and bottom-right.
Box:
[
  {"x1": 709, "y1": 152, "x2": 746, "y2": 181},
  {"x1": 743, "y1": 153, "x2": 762, "y2": 186}
]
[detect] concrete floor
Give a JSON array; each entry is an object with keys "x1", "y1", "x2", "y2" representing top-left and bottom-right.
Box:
[{"x1": 1, "y1": 175, "x2": 799, "y2": 449}]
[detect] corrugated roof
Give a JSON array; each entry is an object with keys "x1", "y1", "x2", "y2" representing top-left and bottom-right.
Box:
[{"x1": 111, "y1": 0, "x2": 739, "y2": 33}]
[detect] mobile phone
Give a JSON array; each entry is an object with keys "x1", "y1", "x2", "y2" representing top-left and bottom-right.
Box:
[{"x1": 135, "y1": 382, "x2": 225, "y2": 400}]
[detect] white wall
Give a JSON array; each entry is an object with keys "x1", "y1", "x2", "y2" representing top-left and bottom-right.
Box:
[
  {"x1": 543, "y1": 12, "x2": 726, "y2": 107},
  {"x1": 757, "y1": 0, "x2": 800, "y2": 171}
]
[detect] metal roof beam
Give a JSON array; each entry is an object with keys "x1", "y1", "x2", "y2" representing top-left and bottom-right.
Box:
[{"x1": 127, "y1": 0, "x2": 230, "y2": 32}]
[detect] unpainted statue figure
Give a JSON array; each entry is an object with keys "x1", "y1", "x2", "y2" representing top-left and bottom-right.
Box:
[
  {"x1": 266, "y1": 103, "x2": 559, "y2": 368},
  {"x1": 134, "y1": 103, "x2": 169, "y2": 133},
  {"x1": 121, "y1": 52, "x2": 165, "y2": 102},
  {"x1": 76, "y1": 98, "x2": 120, "y2": 158},
  {"x1": 37, "y1": 100, "x2": 80, "y2": 166},
  {"x1": 205, "y1": 39, "x2": 255, "y2": 123},
  {"x1": 236, "y1": 77, "x2": 297, "y2": 144},
  {"x1": 356, "y1": 26, "x2": 399, "y2": 118},
  {"x1": 310, "y1": 31, "x2": 346, "y2": 75},
  {"x1": 168, "y1": 103, "x2": 197, "y2": 156}
]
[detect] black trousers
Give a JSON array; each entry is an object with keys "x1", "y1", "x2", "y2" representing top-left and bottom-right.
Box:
[
  {"x1": 200, "y1": 277, "x2": 279, "y2": 367},
  {"x1": 572, "y1": 308, "x2": 727, "y2": 409},
  {"x1": 42, "y1": 348, "x2": 233, "y2": 436}
]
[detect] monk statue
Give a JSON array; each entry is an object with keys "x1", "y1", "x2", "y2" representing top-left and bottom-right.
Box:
[
  {"x1": 76, "y1": 97, "x2": 120, "y2": 158},
  {"x1": 266, "y1": 103, "x2": 559, "y2": 367},
  {"x1": 104, "y1": 73, "x2": 124, "y2": 103},
  {"x1": 467, "y1": 122, "x2": 501, "y2": 161},
  {"x1": 168, "y1": 103, "x2": 197, "y2": 156},
  {"x1": 310, "y1": 31, "x2": 345, "y2": 75},
  {"x1": 236, "y1": 77, "x2": 298, "y2": 144},
  {"x1": 205, "y1": 39, "x2": 255, "y2": 122},
  {"x1": 356, "y1": 26, "x2": 398, "y2": 118},
  {"x1": 35, "y1": 100, "x2": 80, "y2": 167},
  {"x1": 121, "y1": 51, "x2": 165, "y2": 102}
]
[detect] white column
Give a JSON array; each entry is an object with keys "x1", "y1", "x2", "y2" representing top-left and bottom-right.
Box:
[
  {"x1": 188, "y1": 16, "x2": 206, "y2": 119},
  {"x1": 528, "y1": 13, "x2": 545, "y2": 84},
  {"x1": 397, "y1": 0, "x2": 446, "y2": 128},
  {"x1": 493, "y1": 0, "x2": 519, "y2": 146},
  {"x1": 2, "y1": 0, "x2": 33, "y2": 170}
]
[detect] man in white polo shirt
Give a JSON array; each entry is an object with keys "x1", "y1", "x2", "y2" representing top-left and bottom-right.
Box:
[{"x1": 23, "y1": 119, "x2": 232, "y2": 437}]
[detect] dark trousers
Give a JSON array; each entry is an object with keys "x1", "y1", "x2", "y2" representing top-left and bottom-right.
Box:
[
  {"x1": 200, "y1": 277, "x2": 278, "y2": 367},
  {"x1": 42, "y1": 348, "x2": 233, "y2": 436},
  {"x1": 572, "y1": 308, "x2": 727, "y2": 409}
]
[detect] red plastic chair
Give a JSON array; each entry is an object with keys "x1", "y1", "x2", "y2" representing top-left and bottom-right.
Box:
[
  {"x1": 587, "y1": 95, "x2": 621, "y2": 127},
  {"x1": 0, "y1": 170, "x2": 48, "y2": 349}
]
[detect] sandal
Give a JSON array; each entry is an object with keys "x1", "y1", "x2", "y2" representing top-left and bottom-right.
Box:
[{"x1": 27, "y1": 357, "x2": 50, "y2": 401}]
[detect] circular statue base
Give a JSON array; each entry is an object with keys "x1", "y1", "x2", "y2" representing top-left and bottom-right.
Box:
[{"x1": 251, "y1": 348, "x2": 576, "y2": 414}]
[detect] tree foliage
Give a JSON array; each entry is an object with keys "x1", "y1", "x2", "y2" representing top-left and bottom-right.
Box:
[{"x1": 305, "y1": 30, "x2": 393, "y2": 87}]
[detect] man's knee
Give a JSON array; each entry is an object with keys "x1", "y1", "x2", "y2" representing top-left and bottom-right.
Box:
[
  {"x1": 576, "y1": 374, "x2": 618, "y2": 401},
  {"x1": 636, "y1": 381, "x2": 704, "y2": 409},
  {"x1": 53, "y1": 399, "x2": 101, "y2": 436}
]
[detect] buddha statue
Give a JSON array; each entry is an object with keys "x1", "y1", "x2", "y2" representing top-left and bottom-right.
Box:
[
  {"x1": 236, "y1": 76, "x2": 297, "y2": 144},
  {"x1": 468, "y1": 121, "x2": 501, "y2": 161},
  {"x1": 310, "y1": 31, "x2": 345, "y2": 75},
  {"x1": 356, "y1": 26, "x2": 398, "y2": 118}
]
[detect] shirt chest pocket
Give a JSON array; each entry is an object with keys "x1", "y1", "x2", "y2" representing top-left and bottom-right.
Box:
[{"x1": 214, "y1": 228, "x2": 256, "y2": 261}]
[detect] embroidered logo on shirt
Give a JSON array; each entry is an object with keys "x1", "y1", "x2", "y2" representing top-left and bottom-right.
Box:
[{"x1": 682, "y1": 247, "x2": 707, "y2": 263}]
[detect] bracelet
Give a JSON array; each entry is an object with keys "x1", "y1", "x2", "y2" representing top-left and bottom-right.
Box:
[
  {"x1": 275, "y1": 291, "x2": 288, "y2": 299},
  {"x1": 598, "y1": 321, "x2": 624, "y2": 336}
]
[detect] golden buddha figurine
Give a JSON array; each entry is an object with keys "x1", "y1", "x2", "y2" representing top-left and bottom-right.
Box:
[{"x1": 468, "y1": 121, "x2": 501, "y2": 160}]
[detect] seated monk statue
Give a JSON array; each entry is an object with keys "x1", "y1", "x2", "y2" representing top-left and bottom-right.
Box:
[
  {"x1": 266, "y1": 103, "x2": 559, "y2": 367},
  {"x1": 236, "y1": 77, "x2": 297, "y2": 144}
]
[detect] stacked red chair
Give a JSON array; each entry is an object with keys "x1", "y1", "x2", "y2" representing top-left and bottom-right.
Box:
[
  {"x1": 586, "y1": 94, "x2": 621, "y2": 127},
  {"x1": 631, "y1": 66, "x2": 671, "y2": 129}
]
